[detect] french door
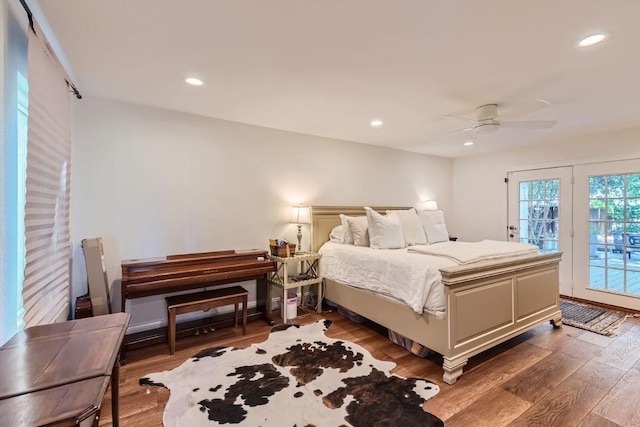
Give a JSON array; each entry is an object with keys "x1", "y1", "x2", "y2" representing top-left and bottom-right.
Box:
[
  {"x1": 507, "y1": 167, "x2": 573, "y2": 296},
  {"x1": 573, "y1": 160, "x2": 640, "y2": 310}
]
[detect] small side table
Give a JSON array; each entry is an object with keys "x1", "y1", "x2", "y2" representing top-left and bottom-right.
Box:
[{"x1": 268, "y1": 252, "x2": 322, "y2": 322}]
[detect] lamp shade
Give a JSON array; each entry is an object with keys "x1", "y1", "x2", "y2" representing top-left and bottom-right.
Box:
[
  {"x1": 423, "y1": 200, "x2": 438, "y2": 211},
  {"x1": 290, "y1": 205, "x2": 311, "y2": 224}
]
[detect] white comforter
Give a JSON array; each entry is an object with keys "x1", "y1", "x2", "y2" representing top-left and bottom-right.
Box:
[
  {"x1": 318, "y1": 242, "x2": 457, "y2": 318},
  {"x1": 407, "y1": 240, "x2": 539, "y2": 264}
]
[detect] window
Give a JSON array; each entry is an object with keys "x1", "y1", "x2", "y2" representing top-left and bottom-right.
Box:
[
  {"x1": 1, "y1": 2, "x2": 28, "y2": 345},
  {"x1": 2, "y1": 5, "x2": 72, "y2": 342},
  {"x1": 15, "y1": 71, "x2": 28, "y2": 329}
]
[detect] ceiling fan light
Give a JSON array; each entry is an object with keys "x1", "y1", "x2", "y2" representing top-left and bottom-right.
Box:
[{"x1": 474, "y1": 122, "x2": 500, "y2": 134}]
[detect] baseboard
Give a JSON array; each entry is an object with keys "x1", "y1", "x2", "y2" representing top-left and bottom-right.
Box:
[
  {"x1": 126, "y1": 297, "x2": 282, "y2": 334},
  {"x1": 560, "y1": 295, "x2": 639, "y2": 314}
]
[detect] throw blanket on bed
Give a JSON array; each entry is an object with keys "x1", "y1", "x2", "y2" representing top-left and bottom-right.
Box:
[
  {"x1": 319, "y1": 243, "x2": 456, "y2": 316},
  {"x1": 408, "y1": 240, "x2": 539, "y2": 265}
]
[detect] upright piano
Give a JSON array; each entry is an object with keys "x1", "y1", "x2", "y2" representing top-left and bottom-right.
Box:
[{"x1": 121, "y1": 249, "x2": 276, "y2": 350}]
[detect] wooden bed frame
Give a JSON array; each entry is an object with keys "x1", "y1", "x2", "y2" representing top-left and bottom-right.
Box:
[{"x1": 311, "y1": 206, "x2": 562, "y2": 385}]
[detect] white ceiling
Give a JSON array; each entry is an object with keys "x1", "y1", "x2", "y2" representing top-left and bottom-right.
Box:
[{"x1": 34, "y1": 0, "x2": 640, "y2": 158}]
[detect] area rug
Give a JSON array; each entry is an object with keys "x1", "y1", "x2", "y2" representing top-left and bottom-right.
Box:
[
  {"x1": 560, "y1": 299, "x2": 632, "y2": 336},
  {"x1": 140, "y1": 320, "x2": 443, "y2": 427}
]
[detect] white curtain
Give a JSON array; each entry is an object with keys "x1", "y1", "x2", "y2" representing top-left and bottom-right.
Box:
[{"x1": 22, "y1": 22, "x2": 72, "y2": 327}]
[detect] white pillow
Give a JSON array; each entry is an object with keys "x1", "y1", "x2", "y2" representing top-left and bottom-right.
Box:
[
  {"x1": 340, "y1": 214, "x2": 369, "y2": 246},
  {"x1": 365, "y1": 207, "x2": 405, "y2": 249},
  {"x1": 329, "y1": 225, "x2": 346, "y2": 243},
  {"x1": 339, "y1": 214, "x2": 354, "y2": 244},
  {"x1": 417, "y1": 209, "x2": 449, "y2": 244},
  {"x1": 387, "y1": 208, "x2": 427, "y2": 246}
]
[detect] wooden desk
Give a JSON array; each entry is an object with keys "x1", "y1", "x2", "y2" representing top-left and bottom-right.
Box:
[
  {"x1": 0, "y1": 377, "x2": 109, "y2": 426},
  {"x1": 0, "y1": 313, "x2": 130, "y2": 426}
]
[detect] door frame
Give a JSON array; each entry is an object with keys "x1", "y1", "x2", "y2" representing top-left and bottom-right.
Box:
[
  {"x1": 573, "y1": 159, "x2": 640, "y2": 310},
  {"x1": 507, "y1": 167, "x2": 573, "y2": 296}
]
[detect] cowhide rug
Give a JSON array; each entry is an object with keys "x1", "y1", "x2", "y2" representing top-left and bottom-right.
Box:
[{"x1": 140, "y1": 319, "x2": 444, "y2": 426}]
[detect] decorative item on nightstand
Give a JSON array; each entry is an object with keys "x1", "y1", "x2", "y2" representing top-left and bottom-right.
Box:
[
  {"x1": 290, "y1": 205, "x2": 311, "y2": 252},
  {"x1": 269, "y1": 238, "x2": 297, "y2": 257}
]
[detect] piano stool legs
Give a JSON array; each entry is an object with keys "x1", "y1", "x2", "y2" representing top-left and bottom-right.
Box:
[{"x1": 165, "y1": 286, "x2": 248, "y2": 355}]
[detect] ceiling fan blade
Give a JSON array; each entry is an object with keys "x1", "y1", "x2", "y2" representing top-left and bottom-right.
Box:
[
  {"x1": 498, "y1": 99, "x2": 551, "y2": 121},
  {"x1": 457, "y1": 126, "x2": 475, "y2": 133},
  {"x1": 425, "y1": 126, "x2": 473, "y2": 141},
  {"x1": 441, "y1": 114, "x2": 476, "y2": 124},
  {"x1": 501, "y1": 120, "x2": 557, "y2": 130}
]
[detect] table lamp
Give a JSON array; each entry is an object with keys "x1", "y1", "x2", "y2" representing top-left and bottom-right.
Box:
[{"x1": 290, "y1": 205, "x2": 311, "y2": 252}]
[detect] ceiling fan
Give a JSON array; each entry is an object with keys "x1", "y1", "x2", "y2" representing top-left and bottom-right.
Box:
[{"x1": 446, "y1": 99, "x2": 557, "y2": 135}]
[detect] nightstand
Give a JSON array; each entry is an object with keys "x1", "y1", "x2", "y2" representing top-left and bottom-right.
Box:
[{"x1": 268, "y1": 252, "x2": 322, "y2": 322}]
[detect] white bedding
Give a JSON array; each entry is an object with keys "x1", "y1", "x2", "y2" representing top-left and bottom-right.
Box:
[
  {"x1": 407, "y1": 240, "x2": 539, "y2": 264},
  {"x1": 318, "y1": 242, "x2": 457, "y2": 318}
]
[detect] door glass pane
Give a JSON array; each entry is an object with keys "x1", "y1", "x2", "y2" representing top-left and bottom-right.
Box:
[
  {"x1": 588, "y1": 174, "x2": 640, "y2": 296},
  {"x1": 518, "y1": 179, "x2": 559, "y2": 253},
  {"x1": 606, "y1": 175, "x2": 624, "y2": 197},
  {"x1": 628, "y1": 174, "x2": 640, "y2": 197},
  {"x1": 627, "y1": 198, "x2": 640, "y2": 224},
  {"x1": 589, "y1": 266, "x2": 605, "y2": 288},
  {"x1": 543, "y1": 240, "x2": 558, "y2": 252},
  {"x1": 546, "y1": 180, "x2": 559, "y2": 199},
  {"x1": 609, "y1": 199, "x2": 625, "y2": 221}
]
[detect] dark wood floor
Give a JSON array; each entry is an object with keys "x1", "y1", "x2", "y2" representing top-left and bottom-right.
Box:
[{"x1": 100, "y1": 306, "x2": 640, "y2": 427}]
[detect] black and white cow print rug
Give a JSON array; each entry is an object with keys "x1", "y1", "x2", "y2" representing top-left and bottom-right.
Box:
[{"x1": 140, "y1": 319, "x2": 444, "y2": 426}]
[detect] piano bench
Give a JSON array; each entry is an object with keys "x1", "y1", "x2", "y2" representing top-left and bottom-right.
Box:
[{"x1": 165, "y1": 286, "x2": 248, "y2": 355}]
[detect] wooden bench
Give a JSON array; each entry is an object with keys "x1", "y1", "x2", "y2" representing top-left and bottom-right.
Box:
[{"x1": 165, "y1": 286, "x2": 248, "y2": 355}]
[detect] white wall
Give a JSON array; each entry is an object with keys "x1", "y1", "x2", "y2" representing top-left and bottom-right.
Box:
[
  {"x1": 451, "y1": 127, "x2": 640, "y2": 242},
  {"x1": 70, "y1": 97, "x2": 453, "y2": 331}
]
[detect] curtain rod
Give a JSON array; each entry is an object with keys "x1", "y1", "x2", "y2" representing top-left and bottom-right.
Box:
[
  {"x1": 17, "y1": 0, "x2": 34, "y2": 32},
  {"x1": 18, "y1": 0, "x2": 83, "y2": 99}
]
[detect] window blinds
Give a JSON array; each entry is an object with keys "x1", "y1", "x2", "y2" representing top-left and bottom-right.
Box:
[{"x1": 22, "y1": 26, "x2": 72, "y2": 327}]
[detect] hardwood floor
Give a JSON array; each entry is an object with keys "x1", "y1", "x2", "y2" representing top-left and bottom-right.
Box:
[{"x1": 99, "y1": 307, "x2": 640, "y2": 426}]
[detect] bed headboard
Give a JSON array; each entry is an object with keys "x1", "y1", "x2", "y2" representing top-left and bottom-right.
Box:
[{"x1": 310, "y1": 206, "x2": 410, "y2": 252}]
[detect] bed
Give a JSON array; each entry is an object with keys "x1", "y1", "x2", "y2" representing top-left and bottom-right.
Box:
[{"x1": 311, "y1": 206, "x2": 562, "y2": 385}]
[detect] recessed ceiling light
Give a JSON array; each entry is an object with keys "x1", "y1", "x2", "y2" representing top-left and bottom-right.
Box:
[
  {"x1": 463, "y1": 141, "x2": 474, "y2": 146},
  {"x1": 577, "y1": 33, "x2": 608, "y2": 48},
  {"x1": 184, "y1": 77, "x2": 204, "y2": 86},
  {"x1": 370, "y1": 119, "x2": 383, "y2": 127}
]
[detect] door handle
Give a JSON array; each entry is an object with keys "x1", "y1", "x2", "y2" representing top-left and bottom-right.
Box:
[{"x1": 509, "y1": 225, "x2": 517, "y2": 230}]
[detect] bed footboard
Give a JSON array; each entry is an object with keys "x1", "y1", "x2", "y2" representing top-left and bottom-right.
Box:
[
  {"x1": 324, "y1": 252, "x2": 562, "y2": 385},
  {"x1": 438, "y1": 251, "x2": 562, "y2": 384}
]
